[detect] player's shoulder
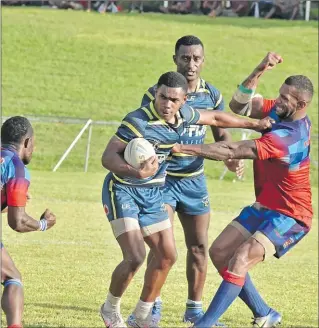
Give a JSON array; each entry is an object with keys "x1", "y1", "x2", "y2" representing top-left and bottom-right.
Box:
[
  {"x1": 180, "y1": 103, "x2": 196, "y2": 121},
  {"x1": 1, "y1": 147, "x2": 29, "y2": 180},
  {"x1": 202, "y1": 80, "x2": 222, "y2": 96},
  {"x1": 144, "y1": 84, "x2": 157, "y2": 100},
  {"x1": 124, "y1": 105, "x2": 154, "y2": 127}
]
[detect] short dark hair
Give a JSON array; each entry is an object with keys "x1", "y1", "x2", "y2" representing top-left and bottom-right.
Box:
[
  {"x1": 175, "y1": 35, "x2": 204, "y2": 54},
  {"x1": 1, "y1": 116, "x2": 33, "y2": 145},
  {"x1": 285, "y1": 75, "x2": 314, "y2": 100},
  {"x1": 157, "y1": 71, "x2": 188, "y2": 93}
]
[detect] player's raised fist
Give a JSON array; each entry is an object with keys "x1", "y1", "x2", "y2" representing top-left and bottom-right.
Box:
[
  {"x1": 256, "y1": 52, "x2": 283, "y2": 72},
  {"x1": 41, "y1": 209, "x2": 56, "y2": 230},
  {"x1": 138, "y1": 156, "x2": 159, "y2": 179},
  {"x1": 255, "y1": 116, "x2": 275, "y2": 132}
]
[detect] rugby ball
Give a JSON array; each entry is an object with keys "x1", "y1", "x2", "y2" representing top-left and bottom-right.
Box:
[{"x1": 124, "y1": 138, "x2": 156, "y2": 169}]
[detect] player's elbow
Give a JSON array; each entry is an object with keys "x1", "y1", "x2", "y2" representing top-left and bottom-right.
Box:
[
  {"x1": 8, "y1": 215, "x2": 25, "y2": 232},
  {"x1": 229, "y1": 98, "x2": 242, "y2": 114},
  {"x1": 101, "y1": 150, "x2": 112, "y2": 170}
]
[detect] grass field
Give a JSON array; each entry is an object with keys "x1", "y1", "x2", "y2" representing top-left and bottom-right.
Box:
[
  {"x1": 2, "y1": 7, "x2": 318, "y2": 328},
  {"x1": 2, "y1": 173, "x2": 318, "y2": 327}
]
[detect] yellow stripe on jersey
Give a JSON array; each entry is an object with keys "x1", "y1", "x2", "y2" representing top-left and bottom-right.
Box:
[
  {"x1": 122, "y1": 121, "x2": 143, "y2": 138},
  {"x1": 146, "y1": 90, "x2": 155, "y2": 101},
  {"x1": 112, "y1": 174, "x2": 165, "y2": 185},
  {"x1": 114, "y1": 134, "x2": 129, "y2": 144},
  {"x1": 167, "y1": 168, "x2": 204, "y2": 177},
  {"x1": 194, "y1": 78, "x2": 202, "y2": 92},
  {"x1": 214, "y1": 93, "x2": 223, "y2": 108},
  {"x1": 196, "y1": 88, "x2": 210, "y2": 94},
  {"x1": 148, "y1": 120, "x2": 168, "y2": 126},
  {"x1": 108, "y1": 179, "x2": 117, "y2": 219},
  {"x1": 158, "y1": 144, "x2": 175, "y2": 148},
  {"x1": 172, "y1": 152, "x2": 195, "y2": 157},
  {"x1": 141, "y1": 107, "x2": 153, "y2": 120}
]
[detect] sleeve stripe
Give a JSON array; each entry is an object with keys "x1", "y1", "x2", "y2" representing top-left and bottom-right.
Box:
[
  {"x1": 114, "y1": 134, "x2": 129, "y2": 144},
  {"x1": 214, "y1": 93, "x2": 223, "y2": 108},
  {"x1": 190, "y1": 107, "x2": 195, "y2": 123},
  {"x1": 141, "y1": 107, "x2": 153, "y2": 120},
  {"x1": 121, "y1": 121, "x2": 143, "y2": 138},
  {"x1": 146, "y1": 90, "x2": 155, "y2": 101}
]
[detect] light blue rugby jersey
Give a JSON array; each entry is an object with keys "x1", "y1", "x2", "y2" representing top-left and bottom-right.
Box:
[
  {"x1": 114, "y1": 101, "x2": 200, "y2": 187},
  {"x1": 141, "y1": 78, "x2": 224, "y2": 177}
]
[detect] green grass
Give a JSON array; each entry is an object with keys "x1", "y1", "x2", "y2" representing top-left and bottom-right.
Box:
[
  {"x1": 2, "y1": 8, "x2": 318, "y2": 181},
  {"x1": 1, "y1": 8, "x2": 319, "y2": 327},
  {"x1": 2, "y1": 172, "x2": 318, "y2": 327}
]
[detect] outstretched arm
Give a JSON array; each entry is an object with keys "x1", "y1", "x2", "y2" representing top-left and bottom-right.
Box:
[
  {"x1": 173, "y1": 140, "x2": 258, "y2": 161},
  {"x1": 229, "y1": 52, "x2": 283, "y2": 119},
  {"x1": 197, "y1": 110, "x2": 273, "y2": 132}
]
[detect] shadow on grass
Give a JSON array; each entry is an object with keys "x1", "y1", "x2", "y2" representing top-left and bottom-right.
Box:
[{"x1": 26, "y1": 302, "x2": 96, "y2": 313}]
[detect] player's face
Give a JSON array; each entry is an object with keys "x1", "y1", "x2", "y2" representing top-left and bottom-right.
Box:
[
  {"x1": 154, "y1": 85, "x2": 187, "y2": 123},
  {"x1": 173, "y1": 45, "x2": 204, "y2": 82},
  {"x1": 275, "y1": 84, "x2": 305, "y2": 120},
  {"x1": 22, "y1": 134, "x2": 35, "y2": 165}
]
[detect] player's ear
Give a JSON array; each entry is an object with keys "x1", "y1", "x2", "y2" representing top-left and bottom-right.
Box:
[
  {"x1": 297, "y1": 100, "x2": 307, "y2": 110},
  {"x1": 24, "y1": 137, "x2": 30, "y2": 149},
  {"x1": 173, "y1": 54, "x2": 177, "y2": 65}
]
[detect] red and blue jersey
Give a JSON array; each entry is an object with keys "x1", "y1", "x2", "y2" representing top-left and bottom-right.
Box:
[
  {"x1": 253, "y1": 99, "x2": 313, "y2": 227},
  {"x1": 1, "y1": 147, "x2": 30, "y2": 211}
]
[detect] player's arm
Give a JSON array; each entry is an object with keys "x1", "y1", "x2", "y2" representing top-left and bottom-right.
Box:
[
  {"x1": 173, "y1": 130, "x2": 287, "y2": 161},
  {"x1": 7, "y1": 207, "x2": 56, "y2": 233},
  {"x1": 5, "y1": 172, "x2": 56, "y2": 232},
  {"x1": 101, "y1": 136, "x2": 158, "y2": 179},
  {"x1": 197, "y1": 110, "x2": 273, "y2": 132},
  {"x1": 229, "y1": 52, "x2": 283, "y2": 119},
  {"x1": 173, "y1": 140, "x2": 258, "y2": 161}
]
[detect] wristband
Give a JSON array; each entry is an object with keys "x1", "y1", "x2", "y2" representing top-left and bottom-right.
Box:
[
  {"x1": 38, "y1": 218, "x2": 48, "y2": 231},
  {"x1": 233, "y1": 84, "x2": 255, "y2": 104}
]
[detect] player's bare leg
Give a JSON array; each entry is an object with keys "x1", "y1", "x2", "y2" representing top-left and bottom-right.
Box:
[
  {"x1": 179, "y1": 212, "x2": 209, "y2": 301},
  {"x1": 101, "y1": 230, "x2": 146, "y2": 328},
  {"x1": 1, "y1": 246, "x2": 24, "y2": 328},
  {"x1": 146, "y1": 205, "x2": 175, "y2": 323},
  {"x1": 209, "y1": 224, "x2": 276, "y2": 325},
  {"x1": 128, "y1": 226, "x2": 177, "y2": 327},
  {"x1": 178, "y1": 212, "x2": 209, "y2": 323}
]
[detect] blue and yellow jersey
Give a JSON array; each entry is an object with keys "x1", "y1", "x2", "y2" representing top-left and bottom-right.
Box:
[
  {"x1": 113, "y1": 101, "x2": 200, "y2": 187},
  {"x1": 1, "y1": 147, "x2": 30, "y2": 211},
  {"x1": 141, "y1": 78, "x2": 224, "y2": 177}
]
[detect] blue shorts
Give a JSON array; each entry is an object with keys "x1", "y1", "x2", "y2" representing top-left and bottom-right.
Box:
[
  {"x1": 231, "y1": 204, "x2": 310, "y2": 259},
  {"x1": 102, "y1": 174, "x2": 171, "y2": 238},
  {"x1": 163, "y1": 174, "x2": 210, "y2": 216}
]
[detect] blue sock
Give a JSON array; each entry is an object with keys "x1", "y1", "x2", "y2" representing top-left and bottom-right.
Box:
[
  {"x1": 195, "y1": 281, "x2": 242, "y2": 327},
  {"x1": 239, "y1": 273, "x2": 270, "y2": 317}
]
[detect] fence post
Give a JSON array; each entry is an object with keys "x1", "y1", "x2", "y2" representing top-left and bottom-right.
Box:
[
  {"x1": 305, "y1": 0, "x2": 311, "y2": 21},
  {"x1": 53, "y1": 119, "x2": 92, "y2": 172},
  {"x1": 84, "y1": 123, "x2": 93, "y2": 172}
]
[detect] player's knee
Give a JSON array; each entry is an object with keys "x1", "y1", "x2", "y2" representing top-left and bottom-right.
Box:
[
  {"x1": 2, "y1": 265, "x2": 22, "y2": 283},
  {"x1": 159, "y1": 249, "x2": 177, "y2": 270},
  {"x1": 229, "y1": 244, "x2": 251, "y2": 272},
  {"x1": 125, "y1": 251, "x2": 146, "y2": 272},
  {"x1": 209, "y1": 242, "x2": 228, "y2": 268},
  {"x1": 188, "y1": 244, "x2": 208, "y2": 263}
]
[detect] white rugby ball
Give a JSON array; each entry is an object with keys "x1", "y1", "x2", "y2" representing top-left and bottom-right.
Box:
[{"x1": 124, "y1": 138, "x2": 156, "y2": 169}]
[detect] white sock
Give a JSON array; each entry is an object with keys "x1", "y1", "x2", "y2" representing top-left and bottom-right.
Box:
[
  {"x1": 104, "y1": 292, "x2": 121, "y2": 313},
  {"x1": 155, "y1": 296, "x2": 162, "y2": 303},
  {"x1": 133, "y1": 299, "x2": 154, "y2": 320},
  {"x1": 186, "y1": 299, "x2": 202, "y2": 305}
]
